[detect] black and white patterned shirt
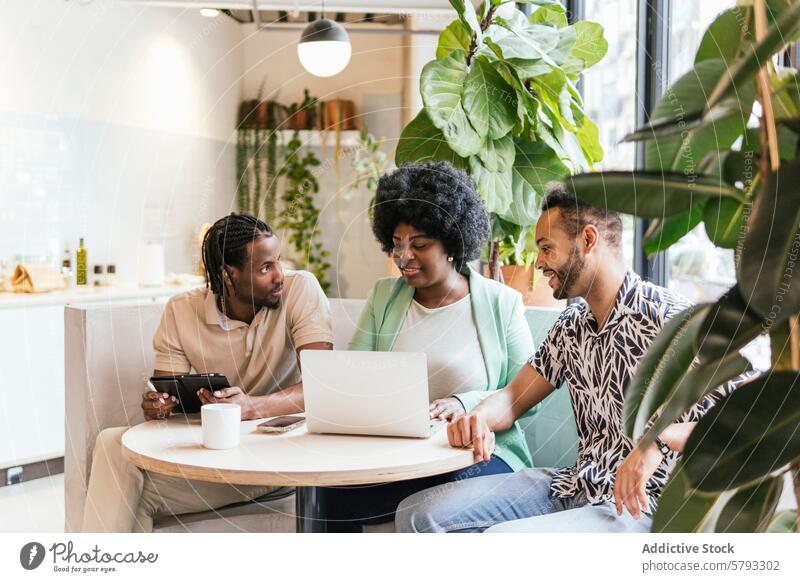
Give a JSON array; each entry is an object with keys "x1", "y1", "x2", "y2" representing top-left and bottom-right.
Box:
[{"x1": 530, "y1": 270, "x2": 739, "y2": 512}]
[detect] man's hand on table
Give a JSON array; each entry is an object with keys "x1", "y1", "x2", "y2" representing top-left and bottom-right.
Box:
[
  {"x1": 429, "y1": 397, "x2": 466, "y2": 422},
  {"x1": 142, "y1": 390, "x2": 178, "y2": 420},
  {"x1": 613, "y1": 443, "x2": 663, "y2": 520},
  {"x1": 447, "y1": 412, "x2": 495, "y2": 464},
  {"x1": 197, "y1": 387, "x2": 261, "y2": 420}
]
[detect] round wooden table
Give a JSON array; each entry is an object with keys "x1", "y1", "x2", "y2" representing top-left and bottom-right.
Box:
[{"x1": 121, "y1": 415, "x2": 474, "y2": 532}]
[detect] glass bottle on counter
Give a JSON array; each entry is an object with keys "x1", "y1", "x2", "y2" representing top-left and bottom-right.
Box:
[
  {"x1": 61, "y1": 247, "x2": 73, "y2": 288},
  {"x1": 106, "y1": 264, "x2": 117, "y2": 287},
  {"x1": 76, "y1": 238, "x2": 87, "y2": 286},
  {"x1": 93, "y1": 264, "x2": 105, "y2": 287}
]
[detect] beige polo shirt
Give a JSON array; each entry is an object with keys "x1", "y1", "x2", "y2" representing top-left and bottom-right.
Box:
[{"x1": 152, "y1": 269, "x2": 333, "y2": 396}]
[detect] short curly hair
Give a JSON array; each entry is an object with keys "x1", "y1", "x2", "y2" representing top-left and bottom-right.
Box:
[{"x1": 371, "y1": 161, "x2": 490, "y2": 269}]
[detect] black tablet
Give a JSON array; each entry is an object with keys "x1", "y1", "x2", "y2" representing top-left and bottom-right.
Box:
[{"x1": 149, "y1": 373, "x2": 231, "y2": 414}]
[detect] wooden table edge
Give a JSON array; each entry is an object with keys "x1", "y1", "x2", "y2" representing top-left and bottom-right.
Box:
[{"x1": 122, "y1": 440, "x2": 475, "y2": 487}]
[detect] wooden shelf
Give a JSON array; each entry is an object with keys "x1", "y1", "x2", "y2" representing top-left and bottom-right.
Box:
[{"x1": 277, "y1": 129, "x2": 360, "y2": 147}]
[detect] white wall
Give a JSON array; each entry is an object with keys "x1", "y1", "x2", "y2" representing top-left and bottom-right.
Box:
[{"x1": 0, "y1": 0, "x2": 244, "y2": 283}]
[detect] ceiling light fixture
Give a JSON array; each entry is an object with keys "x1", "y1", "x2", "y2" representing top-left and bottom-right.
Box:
[
  {"x1": 297, "y1": 1, "x2": 351, "y2": 77},
  {"x1": 200, "y1": 8, "x2": 220, "y2": 18}
]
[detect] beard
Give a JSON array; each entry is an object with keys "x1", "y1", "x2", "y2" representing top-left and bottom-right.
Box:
[{"x1": 551, "y1": 244, "x2": 585, "y2": 300}]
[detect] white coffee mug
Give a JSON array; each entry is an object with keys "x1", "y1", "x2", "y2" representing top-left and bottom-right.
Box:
[{"x1": 201, "y1": 403, "x2": 241, "y2": 449}]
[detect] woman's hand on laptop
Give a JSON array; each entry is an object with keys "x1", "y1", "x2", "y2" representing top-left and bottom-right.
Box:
[
  {"x1": 429, "y1": 397, "x2": 466, "y2": 422},
  {"x1": 197, "y1": 386, "x2": 259, "y2": 420},
  {"x1": 447, "y1": 412, "x2": 495, "y2": 463}
]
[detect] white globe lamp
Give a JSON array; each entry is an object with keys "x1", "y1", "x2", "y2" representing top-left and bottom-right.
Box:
[{"x1": 297, "y1": 18, "x2": 351, "y2": 78}]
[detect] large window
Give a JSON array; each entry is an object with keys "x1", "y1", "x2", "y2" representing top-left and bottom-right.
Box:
[
  {"x1": 664, "y1": 1, "x2": 737, "y2": 304},
  {"x1": 581, "y1": 0, "x2": 639, "y2": 268}
]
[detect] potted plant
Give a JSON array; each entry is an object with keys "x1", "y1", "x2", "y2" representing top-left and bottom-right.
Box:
[
  {"x1": 394, "y1": 0, "x2": 607, "y2": 302},
  {"x1": 286, "y1": 89, "x2": 318, "y2": 130},
  {"x1": 276, "y1": 131, "x2": 332, "y2": 293},
  {"x1": 568, "y1": 0, "x2": 800, "y2": 532}
]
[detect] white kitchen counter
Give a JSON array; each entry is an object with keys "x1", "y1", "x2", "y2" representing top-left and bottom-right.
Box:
[{"x1": 0, "y1": 285, "x2": 200, "y2": 309}]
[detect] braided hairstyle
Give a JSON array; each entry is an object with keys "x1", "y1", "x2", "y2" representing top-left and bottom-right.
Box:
[{"x1": 201, "y1": 213, "x2": 274, "y2": 297}]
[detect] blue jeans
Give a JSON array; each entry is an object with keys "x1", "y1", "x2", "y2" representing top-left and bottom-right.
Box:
[
  {"x1": 395, "y1": 467, "x2": 653, "y2": 533},
  {"x1": 320, "y1": 455, "x2": 512, "y2": 532}
]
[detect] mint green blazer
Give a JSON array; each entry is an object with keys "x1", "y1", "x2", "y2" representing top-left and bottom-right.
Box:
[{"x1": 348, "y1": 266, "x2": 536, "y2": 471}]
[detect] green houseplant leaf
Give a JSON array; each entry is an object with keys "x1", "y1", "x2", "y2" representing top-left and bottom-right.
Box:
[
  {"x1": 623, "y1": 304, "x2": 709, "y2": 440},
  {"x1": 395, "y1": 109, "x2": 467, "y2": 170},
  {"x1": 463, "y1": 56, "x2": 518, "y2": 140},
  {"x1": 651, "y1": 460, "x2": 722, "y2": 533},
  {"x1": 470, "y1": 134, "x2": 515, "y2": 214},
  {"x1": 420, "y1": 49, "x2": 484, "y2": 157},
  {"x1": 642, "y1": 204, "x2": 706, "y2": 256},
  {"x1": 768, "y1": 510, "x2": 798, "y2": 533},
  {"x1": 683, "y1": 371, "x2": 800, "y2": 492},
  {"x1": 568, "y1": 171, "x2": 745, "y2": 219},
  {"x1": 500, "y1": 139, "x2": 569, "y2": 226},
  {"x1": 738, "y1": 156, "x2": 800, "y2": 320},
  {"x1": 703, "y1": 196, "x2": 745, "y2": 248},
  {"x1": 565, "y1": 21, "x2": 608, "y2": 73},
  {"x1": 643, "y1": 59, "x2": 755, "y2": 174},
  {"x1": 705, "y1": 2, "x2": 800, "y2": 113},
  {"x1": 436, "y1": 20, "x2": 472, "y2": 59},
  {"x1": 694, "y1": 6, "x2": 753, "y2": 65},
  {"x1": 696, "y1": 286, "x2": 764, "y2": 366},
  {"x1": 715, "y1": 476, "x2": 783, "y2": 532}
]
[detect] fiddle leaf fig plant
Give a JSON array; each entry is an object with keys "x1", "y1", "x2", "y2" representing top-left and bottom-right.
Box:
[
  {"x1": 567, "y1": 1, "x2": 800, "y2": 532},
  {"x1": 395, "y1": 0, "x2": 607, "y2": 279}
]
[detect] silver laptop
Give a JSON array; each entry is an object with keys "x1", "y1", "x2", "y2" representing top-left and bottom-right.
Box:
[{"x1": 301, "y1": 350, "x2": 440, "y2": 438}]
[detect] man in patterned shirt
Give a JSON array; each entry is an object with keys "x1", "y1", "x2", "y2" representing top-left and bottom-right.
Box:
[{"x1": 395, "y1": 183, "x2": 744, "y2": 533}]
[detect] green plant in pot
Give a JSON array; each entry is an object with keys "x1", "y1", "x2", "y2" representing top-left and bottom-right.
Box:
[
  {"x1": 395, "y1": 0, "x2": 607, "y2": 302},
  {"x1": 567, "y1": 1, "x2": 800, "y2": 532},
  {"x1": 277, "y1": 131, "x2": 331, "y2": 294}
]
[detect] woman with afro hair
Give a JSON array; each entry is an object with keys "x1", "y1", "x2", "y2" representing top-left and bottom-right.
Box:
[{"x1": 321, "y1": 161, "x2": 536, "y2": 532}]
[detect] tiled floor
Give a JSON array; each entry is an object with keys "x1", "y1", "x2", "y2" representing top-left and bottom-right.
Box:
[{"x1": 0, "y1": 474, "x2": 64, "y2": 533}]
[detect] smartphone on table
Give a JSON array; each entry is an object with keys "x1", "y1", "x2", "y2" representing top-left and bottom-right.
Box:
[{"x1": 257, "y1": 416, "x2": 306, "y2": 433}]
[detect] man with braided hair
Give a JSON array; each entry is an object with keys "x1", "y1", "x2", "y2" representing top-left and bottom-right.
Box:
[{"x1": 81, "y1": 213, "x2": 333, "y2": 532}]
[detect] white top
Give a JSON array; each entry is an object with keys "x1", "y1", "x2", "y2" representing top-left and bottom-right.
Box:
[
  {"x1": 122, "y1": 415, "x2": 474, "y2": 487},
  {"x1": 392, "y1": 294, "x2": 488, "y2": 401}
]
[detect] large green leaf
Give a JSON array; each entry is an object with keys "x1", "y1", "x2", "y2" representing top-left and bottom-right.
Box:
[
  {"x1": 683, "y1": 371, "x2": 800, "y2": 492},
  {"x1": 394, "y1": 109, "x2": 467, "y2": 170},
  {"x1": 420, "y1": 50, "x2": 484, "y2": 157},
  {"x1": 738, "y1": 156, "x2": 800, "y2": 320},
  {"x1": 470, "y1": 163, "x2": 512, "y2": 216},
  {"x1": 477, "y1": 132, "x2": 515, "y2": 172},
  {"x1": 768, "y1": 510, "x2": 798, "y2": 532},
  {"x1": 703, "y1": 196, "x2": 745, "y2": 248},
  {"x1": 565, "y1": 21, "x2": 607, "y2": 73},
  {"x1": 652, "y1": 460, "x2": 721, "y2": 533},
  {"x1": 623, "y1": 304, "x2": 710, "y2": 439},
  {"x1": 695, "y1": 7, "x2": 753, "y2": 65},
  {"x1": 487, "y1": 14, "x2": 560, "y2": 64},
  {"x1": 637, "y1": 352, "x2": 751, "y2": 449},
  {"x1": 529, "y1": 3, "x2": 567, "y2": 27},
  {"x1": 575, "y1": 117, "x2": 604, "y2": 165},
  {"x1": 642, "y1": 203, "x2": 706, "y2": 256},
  {"x1": 436, "y1": 20, "x2": 472, "y2": 60},
  {"x1": 568, "y1": 171, "x2": 745, "y2": 219},
  {"x1": 463, "y1": 56, "x2": 518, "y2": 140},
  {"x1": 715, "y1": 476, "x2": 783, "y2": 533},
  {"x1": 506, "y1": 57, "x2": 553, "y2": 80},
  {"x1": 706, "y1": 2, "x2": 800, "y2": 113},
  {"x1": 500, "y1": 139, "x2": 568, "y2": 225},
  {"x1": 644, "y1": 59, "x2": 755, "y2": 173},
  {"x1": 696, "y1": 286, "x2": 764, "y2": 366}
]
